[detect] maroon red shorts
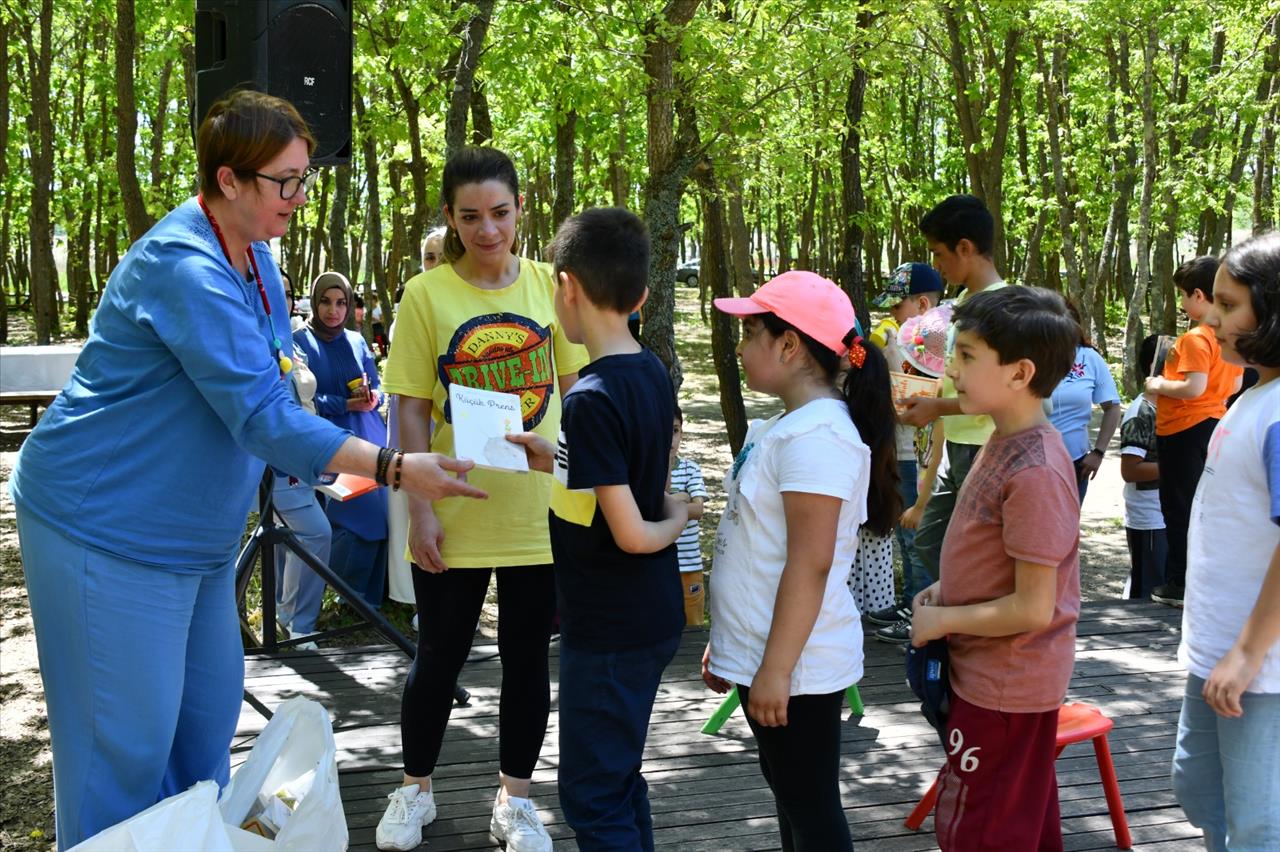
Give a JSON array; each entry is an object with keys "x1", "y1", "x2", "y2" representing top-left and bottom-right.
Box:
[{"x1": 933, "y1": 691, "x2": 1062, "y2": 851}]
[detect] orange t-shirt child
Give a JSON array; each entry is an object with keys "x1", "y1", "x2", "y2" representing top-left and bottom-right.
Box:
[
  {"x1": 934, "y1": 423, "x2": 1082, "y2": 851},
  {"x1": 1155, "y1": 325, "x2": 1244, "y2": 437}
]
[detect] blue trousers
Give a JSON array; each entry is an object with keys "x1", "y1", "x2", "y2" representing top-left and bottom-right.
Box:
[
  {"x1": 558, "y1": 635, "x2": 680, "y2": 852},
  {"x1": 272, "y1": 478, "x2": 330, "y2": 636},
  {"x1": 895, "y1": 459, "x2": 931, "y2": 600},
  {"x1": 1172, "y1": 673, "x2": 1280, "y2": 851},
  {"x1": 16, "y1": 507, "x2": 243, "y2": 850},
  {"x1": 330, "y1": 525, "x2": 387, "y2": 611}
]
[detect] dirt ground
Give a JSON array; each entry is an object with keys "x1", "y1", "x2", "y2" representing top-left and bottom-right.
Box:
[{"x1": 0, "y1": 288, "x2": 1135, "y2": 848}]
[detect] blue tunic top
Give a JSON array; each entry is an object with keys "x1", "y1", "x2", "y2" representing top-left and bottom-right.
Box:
[
  {"x1": 10, "y1": 198, "x2": 350, "y2": 571},
  {"x1": 293, "y1": 327, "x2": 388, "y2": 541},
  {"x1": 1048, "y1": 345, "x2": 1121, "y2": 460}
]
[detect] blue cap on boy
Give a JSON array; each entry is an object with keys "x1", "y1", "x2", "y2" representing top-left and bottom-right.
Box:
[{"x1": 872, "y1": 262, "x2": 944, "y2": 308}]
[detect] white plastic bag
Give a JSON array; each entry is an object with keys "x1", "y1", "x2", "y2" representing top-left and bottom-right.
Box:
[
  {"x1": 68, "y1": 781, "x2": 272, "y2": 852},
  {"x1": 219, "y1": 696, "x2": 348, "y2": 852}
]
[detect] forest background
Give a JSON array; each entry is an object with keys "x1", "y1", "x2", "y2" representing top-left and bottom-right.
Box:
[{"x1": 1, "y1": 0, "x2": 1278, "y2": 454}]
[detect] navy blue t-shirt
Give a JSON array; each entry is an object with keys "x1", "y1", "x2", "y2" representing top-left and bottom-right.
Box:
[{"x1": 548, "y1": 350, "x2": 684, "y2": 651}]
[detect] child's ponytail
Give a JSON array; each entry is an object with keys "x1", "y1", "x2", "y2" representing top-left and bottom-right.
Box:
[
  {"x1": 758, "y1": 314, "x2": 902, "y2": 535},
  {"x1": 840, "y1": 332, "x2": 902, "y2": 536}
]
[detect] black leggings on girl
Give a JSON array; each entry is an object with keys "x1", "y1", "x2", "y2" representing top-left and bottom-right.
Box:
[
  {"x1": 401, "y1": 563, "x2": 556, "y2": 779},
  {"x1": 737, "y1": 684, "x2": 853, "y2": 852}
]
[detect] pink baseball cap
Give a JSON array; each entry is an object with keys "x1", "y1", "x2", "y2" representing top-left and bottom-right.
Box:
[{"x1": 713, "y1": 271, "x2": 857, "y2": 356}]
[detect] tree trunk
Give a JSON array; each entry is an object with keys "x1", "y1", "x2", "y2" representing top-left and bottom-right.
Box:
[
  {"x1": 389, "y1": 68, "x2": 430, "y2": 274},
  {"x1": 471, "y1": 78, "x2": 494, "y2": 145},
  {"x1": 329, "y1": 165, "x2": 351, "y2": 279},
  {"x1": 443, "y1": 0, "x2": 495, "y2": 164},
  {"x1": 839, "y1": 26, "x2": 871, "y2": 336},
  {"x1": 355, "y1": 84, "x2": 384, "y2": 322},
  {"x1": 1107, "y1": 33, "x2": 1139, "y2": 309},
  {"x1": 148, "y1": 57, "x2": 174, "y2": 189},
  {"x1": 692, "y1": 158, "x2": 747, "y2": 454},
  {"x1": 65, "y1": 28, "x2": 94, "y2": 338},
  {"x1": 0, "y1": 15, "x2": 9, "y2": 341},
  {"x1": 311, "y1": 168, "x2": 332, "y2": 279},
  {"x1": 115, "y1": 0, "x2": 152, "y2": 242},
  {"x1": 639, "y1": 0, "x2": 700, "y2": 390},
  {"x1": 774, "y1": 182, "x2": 791, "y2": 274},
  {"x1": 608, "y1": 103, "x2": 628, "y2": 207},
  {"x1": 1121, "y1": 28, "x2": 1162, "y2": 394},
  {"x1": 1038, "y1": 40, "x2": 1086, "y2": 312},
  {"x1": 23, "y1": 0, "x2": 59, "y2": 342},
  {"x1": 724, "y1": 171, "x2": 755, "y2": 297},
  {"x1": 943, "y1": 6, "x2": 1020, "y2": 272},
  {"x1": 1154, "y1": 39, "x2": 1190, "y2": 335},
  {"x1": 797, "y1": 141, "x2": 819, "y2": 269},
  {"x1": 1254, "y1": 15, "x2": 1279, "y2": 235},
  {"x1": 552, "y1": 99, "x2": 577, "y2": 229},
  {"x1": 387, "y1": 161, "x2": 407, "y2": 304}
]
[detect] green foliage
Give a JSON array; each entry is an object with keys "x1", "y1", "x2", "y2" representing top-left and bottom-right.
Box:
[{"x1": 3, "y1": 0, "x2": 1276, "y2": 350}]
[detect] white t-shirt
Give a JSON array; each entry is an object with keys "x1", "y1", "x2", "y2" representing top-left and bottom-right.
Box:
[
  {"x1": 1119, "y1": 396, "x2": 1163, "y2": 530},
  {"x1": 1180, "y1": 379, "x2": 1280, "y2": 693},
  {"x1": 708, "y1": 398, "x2": 869, "y2": 695},
  {"x1": 670, "y1": 455, "x2": 708, "y2": 573}
]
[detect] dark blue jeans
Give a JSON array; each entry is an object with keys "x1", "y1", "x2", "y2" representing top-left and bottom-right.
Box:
[
  {"x1": 558, "y1": 634, "x2": 681, "y2": 852},
  {"x1": 329, "y1": 525, "x2": 386, "y2": 611},
  {"x1": 896, "y1": 459, "x2": 932, "y2": 600}
]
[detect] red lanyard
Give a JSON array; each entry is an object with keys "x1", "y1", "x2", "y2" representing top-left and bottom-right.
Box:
[{"x1": 197, "y1": 195, "x2": 292, "y2": 375}]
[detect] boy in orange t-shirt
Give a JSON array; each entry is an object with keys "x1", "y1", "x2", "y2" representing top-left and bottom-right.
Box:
[
  {"x1": 911, "y1": 287, "x2": 1081, "y2": 852},
  {"x1": 1145, "y1": 257, "x2": 1244, "y2": 606}
]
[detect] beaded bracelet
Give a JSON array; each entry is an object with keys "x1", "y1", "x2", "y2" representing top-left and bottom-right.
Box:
[
  {"x1": 375, "y1": 446, "x2": 396, "y2": 486},
  {"x1": 392, "y1": 451, "x2": 405, "y2": 492}
]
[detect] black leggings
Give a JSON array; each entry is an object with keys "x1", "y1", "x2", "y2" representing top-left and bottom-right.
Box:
[
  {"x1": 737, "y1": 684, "x2": 853, "y2": 852},
  {"x1": 401, "y1": 564, "x2": 556, "y2": 779},
  {"x1": 1156, "y1": 418, "x2": 1217, "y2": 587}
]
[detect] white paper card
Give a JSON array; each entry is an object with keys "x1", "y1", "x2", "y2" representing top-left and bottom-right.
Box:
[{"x1": 448, "y1": 383, "x2": 529, "y2": 472}]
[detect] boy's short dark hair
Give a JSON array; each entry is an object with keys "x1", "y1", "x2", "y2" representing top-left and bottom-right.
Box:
[
  {"x1": 549, "y1": 207, "x2": 650, "y2": 313},
  {"x1": 953, "y1": 287, "x2": 1077, "y2": 398},
  {"x1": 919, "y1": 194, "x2": 995, "y2": 258},
  {"x1": 1173, "y1": 255, "x2": 1219, "y2": 297},
  {"x1": 673, "y1": 404, "x2": 683, "y2": 423},
  {"x1": 1137, "y1": 333, "x2": 1161, "y2": 385}
]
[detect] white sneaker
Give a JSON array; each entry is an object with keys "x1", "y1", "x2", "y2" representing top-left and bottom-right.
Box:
[
  {"x1": 286, "y1": 628, "x2": 319, "y2": 652},
  {"x1": 375, "y1": 784, "x2": 436, "y2": 851},
  {"x1": 490, "y1": 796, "x2": 552, "y2": 852}
]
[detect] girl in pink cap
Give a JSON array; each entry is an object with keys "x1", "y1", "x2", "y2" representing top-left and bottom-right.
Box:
[{"x1": 701, "y1": 271, "x2": 899, "y2": 850}]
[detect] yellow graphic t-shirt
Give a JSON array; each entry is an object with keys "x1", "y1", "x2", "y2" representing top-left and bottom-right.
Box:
[
  {"x1": 382, "y1": 258, "x2": 588, "y2": 567},
  {"x1": 940, "y1": 281, "x2": 1010, "y2": 446}
]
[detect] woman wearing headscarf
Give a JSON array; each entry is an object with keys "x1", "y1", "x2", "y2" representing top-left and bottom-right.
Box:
[{"x1": 294, "y1": 270, "x2": 391, "y2": 610}]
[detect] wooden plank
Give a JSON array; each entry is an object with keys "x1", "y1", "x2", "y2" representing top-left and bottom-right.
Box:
[{"x1": 238, "y1": 599, "x2": 1200, "y2": 851}]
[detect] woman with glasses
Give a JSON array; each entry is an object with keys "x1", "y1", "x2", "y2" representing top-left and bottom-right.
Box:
[{"x1": 9, "y1": 89, "x2": 486, "y2": 850}]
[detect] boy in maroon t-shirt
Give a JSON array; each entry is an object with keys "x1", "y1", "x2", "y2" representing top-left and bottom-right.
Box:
[{"x1": 911, "y1": 286, "x2": 1082, "y2": 852}]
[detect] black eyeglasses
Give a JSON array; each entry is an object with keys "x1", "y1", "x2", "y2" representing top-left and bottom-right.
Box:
[{"x1": 253, "y1": 169, "x2": 319, "y2": 200}]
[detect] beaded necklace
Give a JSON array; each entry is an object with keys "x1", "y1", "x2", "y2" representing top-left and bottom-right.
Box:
[{"x1": 197, "y1": 194, "x2": 293, "y2": 376}]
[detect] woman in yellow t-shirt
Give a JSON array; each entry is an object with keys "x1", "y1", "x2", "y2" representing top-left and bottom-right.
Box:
[{"x1": 377, "y1": 147, "x2": 586, "y2": 852}]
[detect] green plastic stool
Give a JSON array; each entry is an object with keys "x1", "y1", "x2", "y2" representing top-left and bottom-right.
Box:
[{"x1": 700, "y1": 683, "x2": 864, "y2": 735}]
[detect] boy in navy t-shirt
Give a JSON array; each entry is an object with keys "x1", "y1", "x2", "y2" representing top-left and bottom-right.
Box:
[{"x1": 509, "y1": 207, "x2": 688, "y2": 851}]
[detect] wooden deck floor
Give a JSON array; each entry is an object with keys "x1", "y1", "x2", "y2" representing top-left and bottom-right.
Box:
[{"x1": 236, "y1": 599, "x2": 1202, "y2": 851}]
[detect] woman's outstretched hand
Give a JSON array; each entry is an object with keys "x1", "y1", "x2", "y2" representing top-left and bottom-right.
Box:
[{"x1": 400, "y1": 453, "x2": 488, "y2": 502}]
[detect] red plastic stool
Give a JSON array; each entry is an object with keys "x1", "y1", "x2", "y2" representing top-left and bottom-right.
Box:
[{"x1": 903, "y1": 702, "x2": 1132, "y2": 849}]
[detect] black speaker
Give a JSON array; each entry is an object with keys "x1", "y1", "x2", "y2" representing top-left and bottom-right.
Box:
[{"x1": 194, "y1": 0, "x2": 352, "y2": 164}]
